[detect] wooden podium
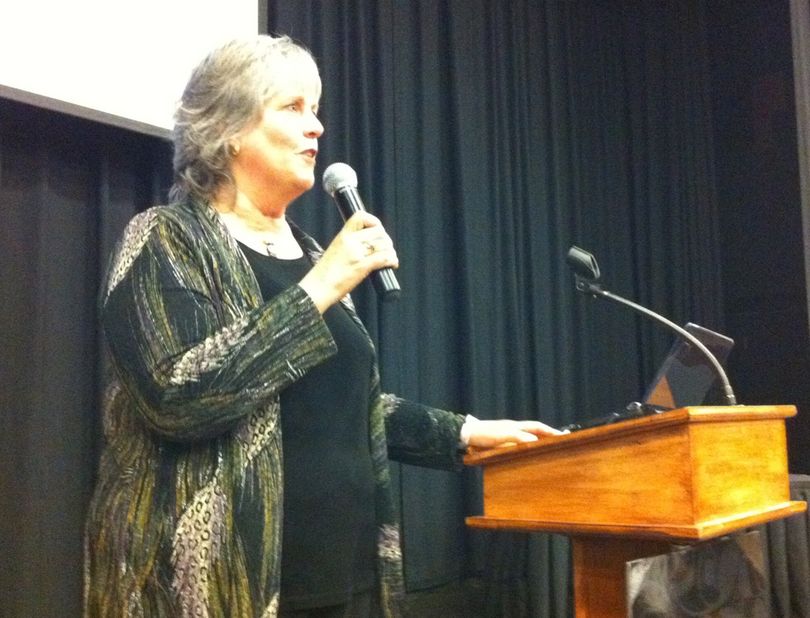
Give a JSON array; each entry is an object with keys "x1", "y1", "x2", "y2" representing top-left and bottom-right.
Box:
[{"x1": 464, "y1": 405, "x2": 806, "y2": 617}]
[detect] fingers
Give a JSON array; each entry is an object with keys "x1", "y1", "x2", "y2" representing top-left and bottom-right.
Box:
[
  {"x1": 465, "y1": 419, "x2": 566, "y2": 449},
  {"x1": 298, "y1": 212, "x2": 398, "y2": 313},
  {"x1": 341, "y1": 213, "x2": 398, "y2": 268},
  {"x1": 341, "y1": 209, "x2": 381, "y2": 231},
  {"x1": 354, "y1": 229, "x2": 396, "y2": 260},
  {"x1": 516, "y1": 421, "x2": 567, "y2": 437},
  {"x1": 493, "y1": 426, "x2": 543, "y2": 444}
]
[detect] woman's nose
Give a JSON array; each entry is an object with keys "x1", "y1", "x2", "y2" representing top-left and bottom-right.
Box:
[{"x1": 306, "y1": 111, "x2": 324, "y2": 138}]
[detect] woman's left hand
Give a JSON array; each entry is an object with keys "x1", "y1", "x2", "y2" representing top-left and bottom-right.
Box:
[{"x1": 464, "y1": 418, "x2": 566, "y2": 449}]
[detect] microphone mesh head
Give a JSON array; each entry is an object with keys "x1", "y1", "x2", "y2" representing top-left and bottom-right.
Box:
[{"x1": 322, "y1": 162, "x2": 358, "y2": 196}]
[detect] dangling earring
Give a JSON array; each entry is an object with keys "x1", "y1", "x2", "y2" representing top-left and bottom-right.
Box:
[{"x1": 228, "y1": 142, "x2": 241, "y2": 157}]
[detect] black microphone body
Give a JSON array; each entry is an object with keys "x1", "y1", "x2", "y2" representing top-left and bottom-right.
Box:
[{"x1": 323, "y1": 164, "x2": 401, "y2": 301}]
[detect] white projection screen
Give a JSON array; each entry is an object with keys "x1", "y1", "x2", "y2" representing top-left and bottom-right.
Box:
[{"x1": 0, "y1": 0, "x2": 264, "y2": 138}]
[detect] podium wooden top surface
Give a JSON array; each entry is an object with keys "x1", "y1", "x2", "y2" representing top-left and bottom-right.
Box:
[
  {"x1": 465, "y1": 405, "x2": 805, "y2": 542},
  {"x1": 464, "y1": 404, "x2": 797, "y2": 467}
]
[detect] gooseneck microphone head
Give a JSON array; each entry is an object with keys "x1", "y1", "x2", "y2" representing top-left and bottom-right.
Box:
[
  {"x1": 566, "y1": 245, "x2": 737, "y2": 406},
  {"x1": 322, "y1": 163, "x2": 401, "y2": 301},
  {"x1": 566, "y1": 245, "x2": 601, "y2": 281}
]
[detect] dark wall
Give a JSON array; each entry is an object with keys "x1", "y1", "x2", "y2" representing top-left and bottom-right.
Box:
[{"x1": 707, "y1": 0, "x2": 810, "y2": 472}]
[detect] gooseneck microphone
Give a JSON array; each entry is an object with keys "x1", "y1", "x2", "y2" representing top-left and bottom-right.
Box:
[
  {"x1": 322, "y1": 162, "x2": 401, "y2": 301},
  {"x1": 566, "y1": 245, "x2": 737, "y2": 405}
]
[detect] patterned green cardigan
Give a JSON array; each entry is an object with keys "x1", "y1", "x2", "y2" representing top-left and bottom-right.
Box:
[{"x1": 83, "y1": 200, "x2": 466, "y2": 617}]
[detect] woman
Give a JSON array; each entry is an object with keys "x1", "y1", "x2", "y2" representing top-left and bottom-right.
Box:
[{"x1": 84, "y1": 34, "x2": 559, "y2": 618}]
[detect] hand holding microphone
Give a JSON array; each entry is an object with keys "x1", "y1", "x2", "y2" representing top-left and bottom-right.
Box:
[
  {"x1": 298, "y1": 163, "x2": 400, "y2": 312},
  {"x1": 322, "y1": 163, "x2": 401, "y2": 301}
]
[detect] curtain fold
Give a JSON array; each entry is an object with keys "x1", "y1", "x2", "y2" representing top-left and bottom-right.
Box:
[{"x1": 792, "y1": 0, "x2": 810, "y2": 337}]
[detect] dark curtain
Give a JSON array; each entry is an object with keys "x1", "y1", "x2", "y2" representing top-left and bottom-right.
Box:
[
  {"x1": 268, "y1": 1, "x2": 722, "y2": 616},
  {"x1": 1, "y1": 1, "x2": 723, "y2": 616},
  {"x1": 0, "y1": 99, "x2": 172, "y2": 616}
]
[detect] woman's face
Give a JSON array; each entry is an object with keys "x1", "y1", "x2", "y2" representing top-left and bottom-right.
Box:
[{"x1": 231, "y1": 54, "x2": 324, "y2": 214}]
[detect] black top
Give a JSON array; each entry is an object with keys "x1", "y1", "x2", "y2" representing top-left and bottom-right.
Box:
[{"x1": 240, "y1": 243, "x2": 377, "y2": 610}]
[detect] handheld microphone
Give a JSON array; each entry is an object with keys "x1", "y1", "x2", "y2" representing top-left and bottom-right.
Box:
[
  {"x1": 566, "y1": 245, "x2": 737, "y2": 405},
  {"x1": 322, "y1": 163, "x2": 401, "y2": 301}
]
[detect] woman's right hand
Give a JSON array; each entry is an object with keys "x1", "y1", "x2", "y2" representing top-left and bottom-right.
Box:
[{"x1": 298, "y1": 211, "x2": 399, "y2": 313}]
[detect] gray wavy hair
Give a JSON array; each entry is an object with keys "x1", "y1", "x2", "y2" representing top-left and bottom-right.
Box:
[{"x1": 169, "y1": 34, "x2": 318, "y2": 205}]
